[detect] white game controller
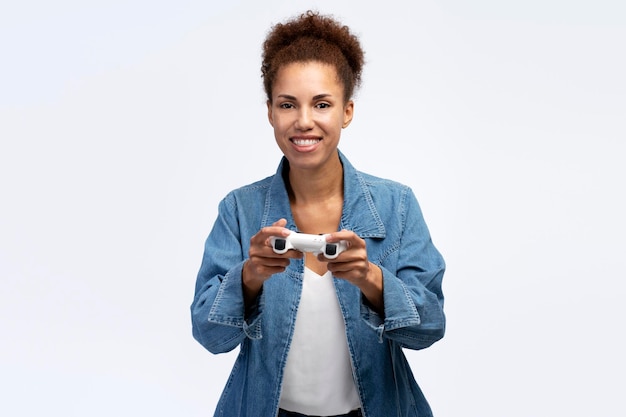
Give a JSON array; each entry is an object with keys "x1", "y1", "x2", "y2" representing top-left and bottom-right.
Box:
[{"x1": 270, "y1": 231, "x2": 348, "y2": 259}]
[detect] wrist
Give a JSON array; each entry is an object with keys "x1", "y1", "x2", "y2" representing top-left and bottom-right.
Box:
[
  {"x1": 242, "y1": 261, "x2": 263, "y2": 307},
  {"x1": 361, "y1": 263, "x2": 384, "y2": 313}
]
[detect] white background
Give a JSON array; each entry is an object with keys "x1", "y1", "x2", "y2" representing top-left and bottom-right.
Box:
[{"x1": 1, "y1": 1, "x2": 625, "y2": 416}]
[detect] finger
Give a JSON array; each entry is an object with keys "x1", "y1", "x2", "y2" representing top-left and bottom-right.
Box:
[
  {"x1": 252, "y1": 224, "x2": 290, "y2": 248},
  {"x1": 272, "y1": 218, "x2": 288, "y2": 227},
  {"x1": 325, "y1": 229, "x2": 352, "y2": 242},
  {"x1": 327, "y1": 260, "x2": 369, "y2": 283},
  {"x1": 326, "y1": 230, "x2": 362, "y2": 250}
]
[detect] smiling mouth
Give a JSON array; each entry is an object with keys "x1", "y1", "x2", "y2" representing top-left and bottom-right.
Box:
[{"x1": 291, "y1": 138, "x2": 321, "y2": 146}]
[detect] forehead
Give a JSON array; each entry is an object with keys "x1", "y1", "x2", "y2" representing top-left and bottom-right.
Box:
[{"x1": 273, "y1": 61, "x2": 343, "y2": 97}]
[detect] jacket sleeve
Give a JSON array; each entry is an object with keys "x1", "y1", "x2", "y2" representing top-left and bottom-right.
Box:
[
  {"x1": 190, "y1": 196, "x2": 263, "y2": 354},
  {"x1": 362, "y1": 187, "x2": 446, "y2": 350}
]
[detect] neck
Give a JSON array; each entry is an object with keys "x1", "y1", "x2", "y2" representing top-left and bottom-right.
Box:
[{"x1": 286, "y1": 156, "x2": 343, "y2": 205}]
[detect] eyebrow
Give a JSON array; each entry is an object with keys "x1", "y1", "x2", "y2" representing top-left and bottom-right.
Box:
[{"x1": 276, "y1": 93, "x2": 333, "y2": 101}]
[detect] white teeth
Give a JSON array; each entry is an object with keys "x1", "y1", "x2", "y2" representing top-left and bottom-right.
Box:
[{"x1": 293, "y1": 139, "x2": 319, "y2": 146}]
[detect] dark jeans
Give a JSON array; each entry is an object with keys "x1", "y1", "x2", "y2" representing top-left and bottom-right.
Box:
[{"x1": 278, "y1": 408, "x2": 362, "y2": 417}]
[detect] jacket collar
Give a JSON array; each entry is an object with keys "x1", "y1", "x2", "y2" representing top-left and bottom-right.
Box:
[{"x1": 262, "y1": 150, "x2": 386, "y2": 239}]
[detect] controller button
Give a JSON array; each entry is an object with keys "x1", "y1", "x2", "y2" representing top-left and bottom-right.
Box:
[
  {"x1": 325, "y1": 244, "x2": 337, "y2": 256},
  {"x1": 274, "y1": 239, "x2": 286, "y2": 251}
]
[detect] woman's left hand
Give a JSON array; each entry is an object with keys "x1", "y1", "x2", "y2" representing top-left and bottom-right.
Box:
[{"x1": 323, "y1": 230, "x2": 384, "y2": 313}]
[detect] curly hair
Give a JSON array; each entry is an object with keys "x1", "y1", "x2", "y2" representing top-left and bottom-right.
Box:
[{"x1": 261, "y1": 10, "x2": 365, "y2": 103}]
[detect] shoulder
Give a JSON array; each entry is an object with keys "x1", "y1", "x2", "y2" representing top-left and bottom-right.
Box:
[
  {"x1": 352, "y1": 169, "x2": 426, "y2": 226},
  {"x1": 230, "y1": 174, "x2": 274, "y2": 194},
  {"x1": 341, "y1": 151, "x2": 412, "y2": 196},
  {"x1": 359, "y1": 170, "x2": 408, "y2": 189},
  {"x1": 356, "y1": 169, "x2": 414, "y2": 200},
  {"x1": 221, "y1": 174, "x2": 274, "y2": 207}
]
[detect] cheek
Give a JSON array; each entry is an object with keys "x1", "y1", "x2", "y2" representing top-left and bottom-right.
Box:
[
  {"x1": 330, "y1": 113, "x2": 347, "y2": 130},
  {"x1": 272, "y1": 118, "x2": 289, "y2": 132}
]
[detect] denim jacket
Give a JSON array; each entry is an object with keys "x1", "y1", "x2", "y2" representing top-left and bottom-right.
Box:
[{"x1": 191, "y1": 151, "x2": 446, "y2": 417}]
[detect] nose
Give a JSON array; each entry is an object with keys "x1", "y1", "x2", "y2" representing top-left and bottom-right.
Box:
[{"x1": 295, "y1": 107, "x2": 314, "y2": 130}]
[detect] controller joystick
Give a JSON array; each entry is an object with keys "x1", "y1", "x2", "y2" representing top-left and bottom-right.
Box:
[{"x1": 270, "y1": 231, "x2": 347, "y2": 259}]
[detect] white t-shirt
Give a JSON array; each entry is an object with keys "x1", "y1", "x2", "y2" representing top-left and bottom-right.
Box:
[{"x1": 279, "y1": 267, "x2": 361, "y2": 415}]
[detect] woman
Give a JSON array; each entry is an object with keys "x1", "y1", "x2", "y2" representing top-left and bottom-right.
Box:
[{"x1": 191, "y1": 10, "x2": 446, "y2": 417}]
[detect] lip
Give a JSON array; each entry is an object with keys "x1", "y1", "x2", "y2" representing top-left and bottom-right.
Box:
[{"x1": 290, "y1": 136, "x2": 322, "y2": 151}]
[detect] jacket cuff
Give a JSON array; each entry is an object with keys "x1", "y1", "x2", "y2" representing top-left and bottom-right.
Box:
[
  {"x1": 243, "y1": 286, "x2": 264, "y2": 340},
  {"x1": 360, "y1": 266, "x2": 422, "y2": 342},
  {"x1": 207, "y1": 261, "x2": 263, "y2": 340},
  {"x1": 381, "y1": 265, "x2": 422, "y2": 327},
  {"x1": 360, "y1": 299, "x2": 385, "y2": 343}
]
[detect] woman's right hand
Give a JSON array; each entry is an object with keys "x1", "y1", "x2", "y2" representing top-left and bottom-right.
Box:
[{"x1": 242, "y1": 218, "x2": 302, "y2": 306}]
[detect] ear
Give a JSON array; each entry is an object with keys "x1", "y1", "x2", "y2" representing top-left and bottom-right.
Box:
[
  {"x1": 342, "y1": 100, "x2": 354, "y2": 128},
  {"x1": 267, "y1": 100, "x2": 274, "y2": 127}
]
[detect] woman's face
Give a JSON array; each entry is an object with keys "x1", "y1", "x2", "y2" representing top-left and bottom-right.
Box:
[{"x1": 267, "y1": 61, "x2": 354, "y2": 173}]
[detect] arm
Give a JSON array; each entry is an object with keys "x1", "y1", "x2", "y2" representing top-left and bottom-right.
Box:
[
  {"x1": 190, "y1": 197, "x2": 251, "y2": 354},
  {"x1": 336, "y1": 188, "x2": 446, "y2": 349},
  {"x1": 363, "y1": 188, "x2": 446, "y2": 350},
  {"x1": 190, "y1": 196, "x2": 296, "y2": 354},
  {"x1": 324, "y1": 186, "x2": 445, "y2": 350}
]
